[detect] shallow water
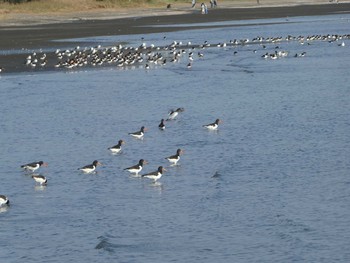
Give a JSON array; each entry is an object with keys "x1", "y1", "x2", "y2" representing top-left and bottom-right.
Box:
[{"x1": 1, "y1": 14, "x2": 350, "y2": 262}]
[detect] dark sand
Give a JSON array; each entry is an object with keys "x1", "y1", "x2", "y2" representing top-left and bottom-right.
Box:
[{"x1": 1, "y1": 3, "x2": 350, "y2": 73}]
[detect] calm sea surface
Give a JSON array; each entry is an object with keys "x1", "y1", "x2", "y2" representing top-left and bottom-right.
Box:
[{"x1": 1, "y1": 14, "x2": 350, "y2": 263}]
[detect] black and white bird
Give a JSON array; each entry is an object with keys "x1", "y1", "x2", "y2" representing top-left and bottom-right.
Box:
[
  {"x1": 78, "y1": 160, "x2": 102, "y2": 174},
  {"x1": 142, "y1": 166, "x2": 166, "y2": 182},
  {"x1": 108, "y1": 139, "x2": 125, "y2": 154},
  {"x1": 124, "y1": 159, "x2": 148, "y2": 175},
  {"x1": 32, "y1": 175, "x2": 47, "y2": 185},
  {"x1": 167, "y1": 107, "x2": 185, "y2": 121},
  {"x1": 203, "y1": 118, "x2": 222, "y2": 130},
  {"x1": 158, "y1": 119, "x2": 166, "y2": 130},
  {"x1": 165, "y1": 149, "x2": 184, "y2": 166},
  {"x1": 21, "y1": 161, "x2": 48, "y2": 172},
  {"x1": 128, "y1": 126, "x2": 147, "y2": 139},
  {"x1": 0, "y1": 195, "x2": 10, "y2": 206}
]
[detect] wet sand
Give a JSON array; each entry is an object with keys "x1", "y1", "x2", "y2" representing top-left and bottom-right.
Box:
[{"x1": 1, "y1": 2, "x2": 350, "y2": 73}]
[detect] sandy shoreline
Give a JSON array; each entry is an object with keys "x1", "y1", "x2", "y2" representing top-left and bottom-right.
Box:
[
  {"x1": 1, "y1": 1, "x2": 350, "y2": 73},
  {"x1": 1, "y1": 0, "x2": 349, "y2": 27}
]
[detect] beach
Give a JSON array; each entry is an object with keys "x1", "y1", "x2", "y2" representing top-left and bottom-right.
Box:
[{"x1": 1, "y1": 1, "x2": 350, "y2": 73}]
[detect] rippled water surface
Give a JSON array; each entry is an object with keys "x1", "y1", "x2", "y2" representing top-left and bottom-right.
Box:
[{"x1": 1, "y1": 14, "x2": 350, "y2": 263}]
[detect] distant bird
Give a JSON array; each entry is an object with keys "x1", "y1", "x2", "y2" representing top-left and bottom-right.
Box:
[
  {"x1": 212, "y1": 171, "x2": 221, "y2": 178},
  {"x1": 261, "y1": 52, "x2": 269, "y2": 59},
  {"x1": 203, "y1": 118, "x2": 222, "y2": 130},
  {"x1": 158, "y1": 119, "x2": 166, "y2": 130},
  {"x1": 142, "y1": 166, "x2": 166, "y2": 182},
  {"x1": 167, "y1": 107, "x2": 185, "y2": 121},
  {"x1": 124, "y1": 159, "x2": 148, "y2": 175},
  {"x1": 129, "y1": 126, "x2": 147, "y2": 139},
  {"x1": 32, "y1": 175, "x2": 47, "y2": 185},
  {"x1": 108, "y1": 139, "x2": 125, "y2": 154},
  {"x1": 165, "y1": 149, "x2": 184, "y2": 166},
  {"x1": 78, "y1": 160, "x2": 102, "y2": 173},
  {"x1": 25, "y1": 55, "x2": 32, "y2": 65},
  {"x1": 0, "y1": 195, "x2": 10, "y2": 206},
  {"x1": 21, "y1": 161, "x2": 48, "y2": 172}
]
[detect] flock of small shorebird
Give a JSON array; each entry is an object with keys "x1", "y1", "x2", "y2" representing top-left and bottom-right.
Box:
[
  {"x1": 14, "y1": 33, "x2": 348, "y2": 73},
  {"x1": 0, "y1": 108, "x2": 222, "y2": 208},
  {"x1": 1, "y1": 33, "x2": 348, "y2": 207}
]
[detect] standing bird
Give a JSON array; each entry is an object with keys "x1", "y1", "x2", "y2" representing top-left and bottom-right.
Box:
[
  {"x1": 203, "y1": 118, "x2": 222, "y2": 130},
  {"x1": 142, "y1": 166, "x2": 166, "y2": 182},
  {"x1": 0, "y1": 195, "x2": 10, "y2": 206},
  {"x1": 128, "y1": 126, "x2": 147, "y2": 139},
  {"x1": 158, "y1": 119, "x2": 166, "y2": 130},
  {"x1": 108, "y1": 139, "x2": 125, "y2": 154},
  {"x1": 124, "y1": 159, "x2": 148, "y2": 175},
  {"x1": 32, "y1": 175, "x2": 47, "y2": 185},
  {"x1": 165, "y1": 149, "x2": 184, "y2": 166},
  {"x1": 21, "y1": 161, "x2": 48, "y2": 172},
  {"x1": 78, "y1": 160, "x2": 102, "y2": 174},
  {"x1": 167, "y1": 107, "x2": 185, "y2": 121}
]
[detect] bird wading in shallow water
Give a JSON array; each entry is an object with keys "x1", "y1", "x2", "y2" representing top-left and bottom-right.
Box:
[
  {"x1": 203, "y1": 119, "x2": 222, "y2": 130},
  {"x1": 108, "y1": 139, "x2": 125, "y2": 154},
  {"x1": 167, "y1": 107, "x2": 185, "y2": 121},
  {"x1": 0, "y1": 195, "x2": 10, "y2": 207},
  {"x1": 78, "y1": 160, "x2": 102, "y2": 174},
  {"x1": 129, "y1": 126, "x2": 147, "y2": 139},
  {"x1": 21, "y1": 161, "x2": 48, "y2": 172},
  {"x1": 32, "y1": 175, "x2": 47, "y2": 185},
  {"x1": 165, "y1": 149, "x2": 184, "y2": 166},
  {"x1": 124, "y1": 159, "x2": 148, "y2": 175},
  {"x1": 158, "y1": 119, "x2": 166, "y2": 130},
  {"x1": 142, "y1": 166, "x2": 166, "y2": 182}
]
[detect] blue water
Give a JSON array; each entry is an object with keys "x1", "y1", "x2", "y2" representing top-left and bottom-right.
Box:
[{"x1": 1, "y1": 14, "x2": 350, "y2": 263}]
